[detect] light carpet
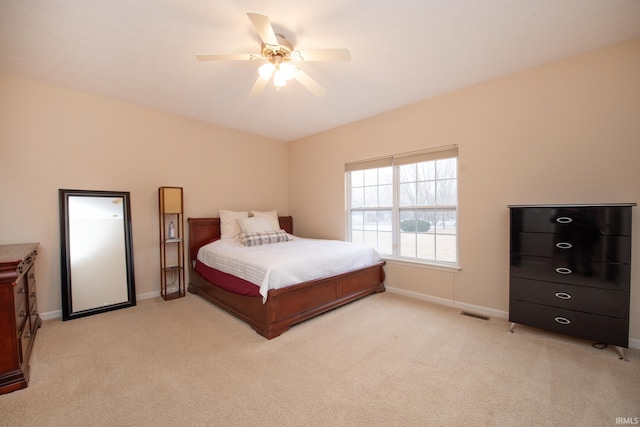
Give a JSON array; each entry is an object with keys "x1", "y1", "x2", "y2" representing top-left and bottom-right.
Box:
[{"x1": 0, "y1": 292, "x2": 638, "y2": 426}]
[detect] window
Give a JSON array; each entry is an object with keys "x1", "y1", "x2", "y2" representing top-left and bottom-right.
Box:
[{"x1": 346, "y1": 146, "x2": 458, "y2": 266}]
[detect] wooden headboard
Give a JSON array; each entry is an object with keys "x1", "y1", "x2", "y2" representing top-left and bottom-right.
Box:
[{"x1": 187, "y1": 216, "x2": 293, "y2": 263}]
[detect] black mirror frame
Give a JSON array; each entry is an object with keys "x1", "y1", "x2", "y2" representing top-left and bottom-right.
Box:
[{"x1": 59, "y1": 189, "x2": 136, "y2": 320}]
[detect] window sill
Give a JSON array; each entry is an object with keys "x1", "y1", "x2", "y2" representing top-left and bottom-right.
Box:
[{"x1": 382, "y1": 256, "x2": 461, "y2": 272}]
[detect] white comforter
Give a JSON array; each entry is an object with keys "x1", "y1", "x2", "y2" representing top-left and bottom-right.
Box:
[{"x1": 197, "y1": 236, "x2": 382, "y2": 301}]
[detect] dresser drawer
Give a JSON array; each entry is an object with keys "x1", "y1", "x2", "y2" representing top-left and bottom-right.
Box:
[
  {"x1": 13, "y1": 276, "x2": 27, "y2": 309},
  {"x1": 511, "y1": 206, "x2": 631, "y2": 236},
  {"x1": 511, "y1": 232, "x2": 630, "y2": 264},
  {"x1": 17, "y1": 323, "x2": 31, "y2": 366},
  {"x1": 15, "y1": 298, "x2": 28, "y2": 333},
  {"x1": 509, "y1": 300, "x2": 629, "y2": 347},
  {"x1": 510, "y1": 255, "x2": 630, "y2": 291},
  {"x1": 26, "y1": 267, "x2": 36, "y2": 291},
  {"x1": 510, "y1": 277, "x2": 628, "y2": 318},
  {"x1": 29, "y1": 297, "x2": 39, "y2": 336}
]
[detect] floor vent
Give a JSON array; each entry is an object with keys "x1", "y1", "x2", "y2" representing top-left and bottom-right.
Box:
[{"x1": 460, "y1": 311, "x2": 490, "y2": 321}]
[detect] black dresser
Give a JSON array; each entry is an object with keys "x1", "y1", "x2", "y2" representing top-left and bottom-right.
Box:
[{"x1": 508, "y1": 204, "x2": 635, "y2": 356}]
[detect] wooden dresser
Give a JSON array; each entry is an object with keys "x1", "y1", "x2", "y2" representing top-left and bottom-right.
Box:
[
  {"x1": 508, "y1": 204, "x2": 635, "y2": 356},
  {"x1": 0, "y1": 243, "x2": 40, "y2": 394}
]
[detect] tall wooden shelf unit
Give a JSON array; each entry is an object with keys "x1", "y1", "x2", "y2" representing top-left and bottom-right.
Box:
[{"x1": 159, "y1": 186, "x2": 185, "y2": 300}]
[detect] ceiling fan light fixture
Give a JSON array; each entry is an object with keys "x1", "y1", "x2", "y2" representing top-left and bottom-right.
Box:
[
  {"x1": 273, "y1": 71, "x2": 288, "y2": 87},
  {"x1": 258, "y1": 63, "x2": 274, "y2": 80},
  {"x1": 277, "y1": 62, "x2": 296, "y2": 80},
  {"x1": 260, "y1": 61, "x2": 297, "y2": 87}
]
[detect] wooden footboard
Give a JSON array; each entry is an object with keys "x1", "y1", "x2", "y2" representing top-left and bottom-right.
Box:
[
  {"x1": 187, "y1": 217, "x2": 385, "y2": 339},
  {"x1": 188, "y1": 261, "x2": 385, "y2": 339}
]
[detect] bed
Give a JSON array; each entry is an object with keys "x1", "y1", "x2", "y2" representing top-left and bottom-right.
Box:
[{"x1": 187, "y1": 216, "x2": 386, "y2": 339}]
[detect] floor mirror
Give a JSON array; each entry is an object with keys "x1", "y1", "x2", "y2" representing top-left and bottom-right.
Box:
[{"x1": 59, "y1": 189, "x2": 136, "y2": 320}]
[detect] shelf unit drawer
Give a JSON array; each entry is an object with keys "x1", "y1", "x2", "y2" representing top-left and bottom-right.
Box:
[
  {"x1": 509, "y1": 300, "x2": 628, "y2": 347},
  {"x1": 510, "y1": 277, "x2": 629, "y2": 318}
]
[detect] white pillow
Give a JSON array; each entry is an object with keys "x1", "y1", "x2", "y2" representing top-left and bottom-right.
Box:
[
  {"x1": 251, "y1": 210, "x2": 279, "y2": 232},
  {"x1": 238, "y1": 216, "x2": 274, "y2": 234},
  {"x1": 219, "y1": 210, "x2": 248, "y2": 239}
]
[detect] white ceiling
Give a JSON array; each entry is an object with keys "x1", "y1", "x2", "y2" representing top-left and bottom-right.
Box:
[{"x1": 2, "y1": 1, "x2": 640, "y2": 142}]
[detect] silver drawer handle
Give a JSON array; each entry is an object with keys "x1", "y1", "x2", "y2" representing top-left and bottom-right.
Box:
[
  {"x1": 554, "y1": 317, "x2": 571, "y2": 325},
  {"x1": 555, "y1": 292, "x2": 572, "y2": 300},
  {"x1": 555, "y1": 267, "x2": 572, "y2": 275},
  {"x1": 556, "y1": 216, "x2": 573, "y2": 224},
  {"x1": 556, "y1": 242, "x2": 573, "y2": 249}
]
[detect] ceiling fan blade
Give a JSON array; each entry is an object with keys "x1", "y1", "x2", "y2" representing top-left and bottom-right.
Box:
[
  {"x1": 293, "y1": 49, "x2": 351, "y2": 62},
  {"x1": 247, "y1": 12, "x2": 278, "y2": 46},
  {"x1": 293, "y1": 69, "x2": 326, "y2": 97},
  {"x1": 249, "y1": 76, "x2": 269, "y2": 97},
  {"x1": 196, "y1": 53, "x2": 256, "y2": 61}
]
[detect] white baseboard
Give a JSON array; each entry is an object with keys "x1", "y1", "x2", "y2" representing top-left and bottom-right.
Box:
[
  {"x1": 385, "y1": 286, "x2": 509, "y2": 319},
  {"x1": 40, "y1": 310, "x2": 62, "y2": 321},
  {"x1": 137, "y1": 290, "x2": 161, "y2": 300},
  {"x1": 39, "y1": 290, "x2": 161, "y2": 321},
  {"x1": 385, "y1": 286, "x2": 640, "y2": 350}
]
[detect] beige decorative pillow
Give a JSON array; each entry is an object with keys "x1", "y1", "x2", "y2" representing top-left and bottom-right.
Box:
[
  {"x1": 238, "y1": 216, "x2": 274, "y2": 234},
  {"x1": 219, "y1": 210, "x2": 248, "y2": 239},
  {"x1": 250, "y1": 210, "x2": 279, "y2": 232}
]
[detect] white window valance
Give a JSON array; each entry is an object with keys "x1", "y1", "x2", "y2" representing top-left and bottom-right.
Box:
[{"x1": 345, "y1": 145, "x2": 458, "y2": 172}]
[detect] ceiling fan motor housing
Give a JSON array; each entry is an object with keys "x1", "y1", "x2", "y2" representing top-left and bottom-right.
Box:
[{"x1": 261, "y1": 33, "x2": 294, "y2": 62}]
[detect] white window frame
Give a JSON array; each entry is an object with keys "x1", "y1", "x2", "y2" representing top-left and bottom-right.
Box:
[{"x1": 346, "y1": 146, "x2": 459, "y2": 268}]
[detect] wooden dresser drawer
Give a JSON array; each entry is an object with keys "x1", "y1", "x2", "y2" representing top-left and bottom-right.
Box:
[
  {"x1": 13, "y1": 276, "x2": 26, "y2": 308},
  {"x1": 511, "y1": 232, "x2": 631, "y2": 263},
  {"x1": 29, "y1": 296, "x2": 39, "y2": 336},
  {"x1": 18, "y1": 322, "x2": 36, "y2": 380},
  {"x1": 27, "y1": 268, "x2": 36, "y2": 291},
  {"x1": 17, "y1": 323, "x2": 30, "y2": 365},
  {"x1": 509, "y1": 300, "x2": 628, "y2": 347},
  {"x1": 510, "y1": 255, "x2": 630, "y2": 291},
  {"x1": 15, "y1": 297, "x2": 28, "y2": 333},
  {"x1": 13, "y1": 272, "x2": 30, "y2": 333},
  {"x1": 511, "y1": 206, "x2": 632, "y2": 236},
  {"x1": 510, "y1": 277, "x2": 629, "y2": 318}
]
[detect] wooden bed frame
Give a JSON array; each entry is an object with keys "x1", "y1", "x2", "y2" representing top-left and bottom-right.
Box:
[{"x1": 187, "y1": 216, "x2": 386, "y2": 339}]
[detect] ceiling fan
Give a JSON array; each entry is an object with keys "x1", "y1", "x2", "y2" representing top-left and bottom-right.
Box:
[{"x1": 196, "y1": 12, "x2": 351, "y2": 97}]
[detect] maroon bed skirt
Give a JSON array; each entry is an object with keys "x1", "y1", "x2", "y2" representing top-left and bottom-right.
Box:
[{"x1": 194, "y1": 259, "x2": 262, "y2": 298}]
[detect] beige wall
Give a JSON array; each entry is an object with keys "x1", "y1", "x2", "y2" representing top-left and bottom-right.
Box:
[
  {"x1": 2, "y1": 37, "x2": 639, "y2": 345},
  {"x1": 0, "y1": 73, "x2": 289, "y2": 316},
  {"x1": 288, "y1": 38, "x2": 640, "y2": 343}
]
